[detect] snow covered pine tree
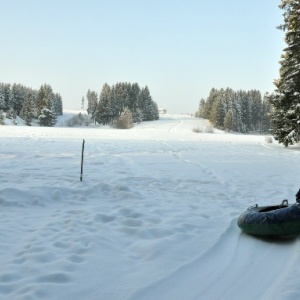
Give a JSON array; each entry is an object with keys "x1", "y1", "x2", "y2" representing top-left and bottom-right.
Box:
[
  {"x1": 38, "y1": 107, "x2": 56, "y2": 126},
  {"x1": 269, "y1": 0, "x2": 300, "y2": 146}
]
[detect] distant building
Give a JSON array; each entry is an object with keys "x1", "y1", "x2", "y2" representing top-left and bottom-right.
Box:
[{"x1": 159, "y1": 107, "x2": 167, "y2": 114}]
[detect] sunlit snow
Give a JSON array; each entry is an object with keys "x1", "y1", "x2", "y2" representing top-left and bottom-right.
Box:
[{"x1": 0, "y1": 112, "x2": 300, "y2": 300}]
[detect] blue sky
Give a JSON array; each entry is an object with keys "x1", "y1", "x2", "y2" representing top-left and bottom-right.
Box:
[{"x1": 0, "y1": 0, "x2": 284, "y2": 113}]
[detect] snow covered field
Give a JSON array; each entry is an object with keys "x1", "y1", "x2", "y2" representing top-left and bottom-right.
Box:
[{"x1": 1, "y1": 113, "x2": 300, "y2": 300}]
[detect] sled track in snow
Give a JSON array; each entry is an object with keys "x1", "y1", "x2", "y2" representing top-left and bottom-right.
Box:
[
  {"x1": 168, "y1": 120, "x2": 183, "y2": 133},
  {"x1": 129, "y1": 219, "x2": 300, "y2": 300}
]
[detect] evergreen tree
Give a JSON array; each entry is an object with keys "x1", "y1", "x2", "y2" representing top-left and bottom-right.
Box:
[
  {"x1": 86, "y1": 89, "x2": 98, "y2": 123},
  {"x1": 237, "y1": 90, "x2": 250, "y2": 133},
  {"x1": 53, "y1": 93, "x2": 63, "y2": 116},
  {"x1": 232, "y1": 93, "x2": 243, "y2": 132},
  {"x1": 262, "y1": 93, "x2": 272, "y2": 133},
  {"x1": 224, "y1": 109, "x2": 234, "y2": 132},
  {"x1": 0, "y1": 110, "x2": 4, "y2": 125},
  {"x1": 0, "y1": 83, "x2": 11, "y2": 111},
  {"x1": 210, "y1": 97, "x2": 225, "y2": 128},
  {"x1": 129, "y1": 83, "x2": 142, "y2": 122},
  {"x1": 152, "y1": 101, "x2": 159, "y2": 120},
  {"x1": 108, "y1": 85, "x2": 118, "y2": 119},
  {"x1": 203, "y1": 88, "x2": 218, "y2": 119},
  {"x1": 195, "y1": 98, "x2": 206, "y2": 118},
  {"x1": 224, "y1": 88, "x2": 235, "y2": 114},
  {"x1": 269, "y1": 0, "x2": 300, "y2": 146},
  {"x1": 3, "y1": 84, "x2": 9, "y2": 111},
  {"x1": 249, "y1": 90, "x2": 263, "y2": 131},
  {"x1": 95, "y1": 83, "x2": 112, "y2": 125},
  {"x1": 138, "y1": 86, "x2": 158, "y2": 121},
  {"x1": 36, "y1": 84, "x2": 55, "y2": 117},
  {"x1": 38, "y1": 107, "x2": 56, "y2": 126},
  {"x1": 114, "y1": 83, "x2": 127, "y2": 116},
  {"x1": 81, "y1": 96, "x2": 85, "y2": 111},
  {"x1": 0, "y1": 88, "x2": 5, "y2": 110},
  {"x1": 20, "y1": 92, "x2": 34, "y2": 126},
  {"x1": 9, "y1": 84, "x2": 24, "y2": 115}
]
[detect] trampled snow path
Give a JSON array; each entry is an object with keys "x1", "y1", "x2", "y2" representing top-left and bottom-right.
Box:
[
  {"x1": 1, "y1": 114, "x2": 300, "y2": 299},
  {"x1": 129, "y1": 219, "x2": 300, "y2": 300}
]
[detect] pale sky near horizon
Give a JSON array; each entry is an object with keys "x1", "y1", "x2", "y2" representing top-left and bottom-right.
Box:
[{"x1": 1, "y1": 0, "x2": 285, "y2": 113}]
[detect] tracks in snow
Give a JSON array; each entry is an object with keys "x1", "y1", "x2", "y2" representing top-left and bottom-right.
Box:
[
  {"x1": 168, "y1": 120, "x2": 183, "y2": 133},
  {"x1": 157, "y1": 139, "x2": 240, "y2": 207},
  {"x1": 129, "y1": 219, "x2": 300, "y2": 300},
  {"x1": 147, "y1": 128, "x2": 300, "y2": 300}
]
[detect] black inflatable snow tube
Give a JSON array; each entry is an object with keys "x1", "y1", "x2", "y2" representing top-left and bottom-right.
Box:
[{"x1": 237, "y1": 203, "x2": 300, "y2": 236}]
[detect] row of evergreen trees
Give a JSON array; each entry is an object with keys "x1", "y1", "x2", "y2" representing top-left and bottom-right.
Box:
[
  {"x1": 196, "y1": 88, "x2": 271, "y2": 133},
  {"x1": 0, "y1": 83, "x2": 63, "y2": 126},
  {"x1": 85, "y1": 82, "x2": 159, "y2": 125}
]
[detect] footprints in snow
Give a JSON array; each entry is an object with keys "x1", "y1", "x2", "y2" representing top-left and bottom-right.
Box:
[
  {"x1": 158, "y1": 139, "x2": 241, "y2": 206},
  {"x1": 0, "y1": 208, "x2": 94, "y2": 298}
]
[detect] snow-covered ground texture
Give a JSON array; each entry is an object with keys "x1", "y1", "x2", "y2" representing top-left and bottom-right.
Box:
[{"x1": 1, "y1": 112, "x2": 300, "y2": 300}]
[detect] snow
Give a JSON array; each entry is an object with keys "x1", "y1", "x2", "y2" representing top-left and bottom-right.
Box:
[{"x1": 1, "y1": 112, "x2": 300, "y2": 300}]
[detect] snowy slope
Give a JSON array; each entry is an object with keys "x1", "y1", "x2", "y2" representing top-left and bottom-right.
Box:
[{"x1": 0, "y1": 114, "x2": 300, "y2": 300}]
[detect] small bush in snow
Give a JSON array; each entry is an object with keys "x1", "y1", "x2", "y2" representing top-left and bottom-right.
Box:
[
  {"x1": 265, "y1": 136, "x2": 273, "y2": 143},
  {"x1": 205, "y1": 124, "x2": 214, "y2": 133},
  {"x1": 192, "y1": 124, "x2": 214, "y2": 134},
  {"x1": 193, "y1": 127, "x2": 203, "y2": 133},
  {"x1": 112, "y1": 108, "x2": 133, "y2": 129}
]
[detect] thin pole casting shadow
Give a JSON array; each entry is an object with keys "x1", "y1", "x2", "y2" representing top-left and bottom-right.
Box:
[{"x1": 80, "y1": 139, "x2": 85, "y2": 181}]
